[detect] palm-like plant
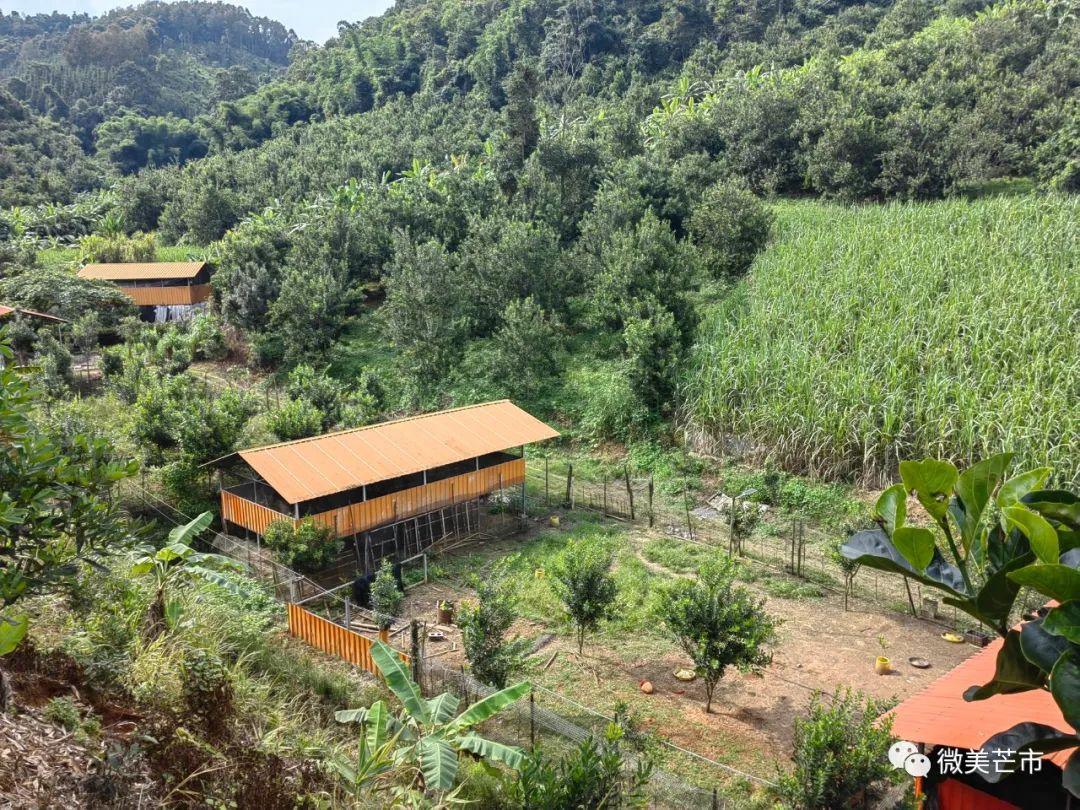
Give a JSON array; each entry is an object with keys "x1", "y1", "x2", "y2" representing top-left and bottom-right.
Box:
[
  {"x1": 336, "y1": 641, "x2": 529, "y2": 793},
  {"x1": 131, "y1": 511, "x2": 242, "y2": 637}
]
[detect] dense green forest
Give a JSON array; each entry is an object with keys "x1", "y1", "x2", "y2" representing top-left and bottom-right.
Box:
[
  {"x1": 1, "y1": 0, "x2": 1078, "y2": 481},
  {"x1": 0, "y1": 2, "x2": 297, "y2": 203}
]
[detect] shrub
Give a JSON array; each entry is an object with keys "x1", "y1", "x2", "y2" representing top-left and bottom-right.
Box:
[
  {"x1": 268, "y1": 397, "x2": 323, "y2": 441},
  {"x1": 687, "y1": 181, "x2": 773, "y2": 279},
  {"x1": 458, "y1": 560, "x2": 530, "y2": 688},
  {"x1": 370, "y1": 559, "x2": 403, "y2": 631},
  {"x1": 154, "y1": 329, "x2": 192, "y2": 376},
  {"x1": 263, "y1": 518, "x2": 339, "y2": 573},
  {"x1": 510, "y1": 725, "x2": 652, "y2": 809},
  {"x1": 550, "y1": 540, "x2": 618, "y2": 654},
  {"x1": 774, "y1": 688, "x2": 896, "y2": 809},
  {"x1": 179, "y1": 646, "x2": 233, "y2": 734}
]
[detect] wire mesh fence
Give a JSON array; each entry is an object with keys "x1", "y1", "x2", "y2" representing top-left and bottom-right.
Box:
[
  {"x1": 419, "y1": 657, "x2": 748, "y2": 809},
  {"x1": 522, "y1": 456, "x2": 976, "y2": 632}
]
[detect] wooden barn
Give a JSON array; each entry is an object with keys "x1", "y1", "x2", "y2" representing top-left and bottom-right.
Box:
[
  {"x1": 77, "y1": 261, "x2": 213, "y2": 321},
  {"x1": 216, "y1": 400, "x2": 559, "y2": 572}
]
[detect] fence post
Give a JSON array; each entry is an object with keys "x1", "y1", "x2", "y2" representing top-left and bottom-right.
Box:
[
  {"x1": 544, "y1": 457, "x2": 549, "y2": 507},
  {"x1": 683, "y1": 482, "x2": 695, "y2": 542},
  {"x1": 602, "y1": 478, "x2": 608, "y2": 518},
  {"x1": 624, "y1": 467, "x2": 635, "y2": 521},
  {"x1": 530, "y1": 689, "x2": 536, "y2": 749},
  {"x1": 345, "y1": 598, "x2": 352, "y2": 630},
  {"x1": 566, "y1": 464, "x2": 574, "y2": 509},
  {"x1": 712, "y1": 788, "x2": 719, "y2": 810},
  {"x1": 410, "y1": 621, "x2": 421, "y2": 685},
  {"x1": 648, "y1": 477, "x2": 654, "y2": 528}
]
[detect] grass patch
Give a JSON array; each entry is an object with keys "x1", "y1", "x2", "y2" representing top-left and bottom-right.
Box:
[{"x1": 642, "y1": 536, "x2": 716, "y2": 574}]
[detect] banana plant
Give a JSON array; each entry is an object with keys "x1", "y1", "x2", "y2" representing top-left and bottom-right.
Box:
[
  {"x1": 331, "y1": 700, "x2": 404, "y2": 799},
  {"x1": 842, "y1": 454, "x2": 1080, "y2": 795},
  {"x1": 336, "y1": 641, "x2": 529, "y2": 793},
  {"x1": 131, "y1": 511, "x2": 243, "y2": 637}
]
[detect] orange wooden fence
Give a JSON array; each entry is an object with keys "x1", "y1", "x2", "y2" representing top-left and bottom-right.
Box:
[
  {"x1": 286, "y1": 602, "x2": 408, "y2": 676},
  {"x1": 221, "y1": 490, "x2": 291, "y2": 536}
]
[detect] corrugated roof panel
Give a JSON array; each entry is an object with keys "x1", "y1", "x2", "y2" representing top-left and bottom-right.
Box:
[
  {"x1": 238, "y1": 400, "x2": 559, "y2": 504},
  {"x1": 887, "y1": 631, "x2": 1069, "y2": 765},
  {"x1": 78, "y1": 262, "x2": 207, "y2": 281},
  {"x1": 0, "y1": 304, "x2": 66, "y2": 322}
]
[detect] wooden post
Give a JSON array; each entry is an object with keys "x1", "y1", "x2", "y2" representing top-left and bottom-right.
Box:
[
  {"x1": 904, "y1": 577, "x2": 917, "y2": 617},
  {"x1": 730, "y1": 498, "x2": 737, "y2": 555},
  {"x1": 410, "y1": 621, "x2": 421, "y2": 685},
  {"x1": 544, "y1": 457, "x2": 549, "y2": 506},
  {"x1": 530, "y1": 689, "x2": 536, "y2": 749},
  {"x1": 790, "y1": 519, "x2": 796, "y2": 573},
  {"x1": 624, "y1": 467, "x2": 635, "y2": 521},
  {"x1": 683, "y1": 483, "x2": 694, "y2": 542},
  {"x1": 602, "y1": 478, "x2": 607, "y2": 518},
  {"x1": 648, "y1": 477, "x2": 654, "y2": 528},
  {"x1": 565, "y1": 464, "x2": 574, "y2": 508}
]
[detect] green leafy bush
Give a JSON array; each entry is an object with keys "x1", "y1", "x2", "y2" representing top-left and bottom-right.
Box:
[
  {"x1": 370, "y1": 558, "x2": 403, "y2": 631},
  {"x1": 774, "y1": 688, "x2": 896, "y2": 809},
  {"x1": 179, "y1": 646, "x2": 233, "y2": 733},
  {"x1": 458, "y1": 560, "x2": 530, "y2": 688},
  {"x1": 551, "y1": 540, "x2": 618, "y2": 653},
  {"x1": 268, "y1": 397, "x2": 323, "y2": 441},
  {"x1": 687, "y1": 181, "x2": 773, "y2": 278},
  {"x1": 263, "y1": 518, "x2": 339, "y2": 573}
]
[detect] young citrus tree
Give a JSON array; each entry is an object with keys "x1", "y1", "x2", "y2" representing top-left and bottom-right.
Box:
[
  {"x1": 371, "y1": 558, "x2": 403, "y2": 631},
  {"x1": 458, "y1": 559, "x2": 530, "y2": 688},
  {"x1": 551, "y1": 540, "x2": 618, "y2": 654},
  {"x1": 656, "y1": 556, "x2": 776, "y2": 713}
]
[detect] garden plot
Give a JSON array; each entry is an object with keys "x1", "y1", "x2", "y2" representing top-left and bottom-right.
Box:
[{"x1": 403, "y1": 514, "x2": 976, "y2": 790}]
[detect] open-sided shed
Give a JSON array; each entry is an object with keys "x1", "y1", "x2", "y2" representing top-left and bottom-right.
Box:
[
  {"x1": 217, "y1": 400, "x2": 559, "y2": 547},
  {"x1": 77, "y1": 261, "x2": 213, "y2": 309}
]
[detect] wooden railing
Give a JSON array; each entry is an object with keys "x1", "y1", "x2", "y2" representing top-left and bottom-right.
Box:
[
  {"x1": 221, "y1": 490, "x2": 291, "y2": 536},
  {"x1": 286, "y1": 602, "x2": 407, "y2": 676},
  {"x1": 222, "y1": 457, "x2": 526, "y2": 539},
  {"x1": 119, "y1": 284, "x2": 211, "y2": 306},
  {"x1": 307, "y1": 456, "x2": 525, "y2": 537}
]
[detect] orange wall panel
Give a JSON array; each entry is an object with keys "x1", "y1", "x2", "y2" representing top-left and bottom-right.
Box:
[{"x1": 119, "y1": 284, "x2": 211, "y2": 306}]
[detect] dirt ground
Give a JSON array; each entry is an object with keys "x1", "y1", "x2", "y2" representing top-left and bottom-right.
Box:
[{"x1": 397, "y1": 526, "x2": 977, "y2": 782}]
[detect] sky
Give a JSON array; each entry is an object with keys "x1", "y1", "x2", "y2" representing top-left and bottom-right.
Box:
[{"x1": 3, "y1": 0, "x2": 396, "y2": 44}]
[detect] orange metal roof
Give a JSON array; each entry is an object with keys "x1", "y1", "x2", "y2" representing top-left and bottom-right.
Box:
[
  {"x1": 238, "y1": 400, "x2": 559, "y2": 504},
  {"x1": 887, "y1": 631, "x2": 1070, "y2": 766},
  {"x1": 77, "y1": 261, "x2": 207, "y2": 281},
  {"x1": 0, "y1": 304, "x2": 66, "y2": 323}
]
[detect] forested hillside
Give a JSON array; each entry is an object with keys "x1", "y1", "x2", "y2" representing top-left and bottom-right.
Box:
[
  {"x1": 0, "y1": 2, "x2": 298, "y2": 203},
  {"x1": 1, "y1": 0, "x2": 1078, "y2": 485}
]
